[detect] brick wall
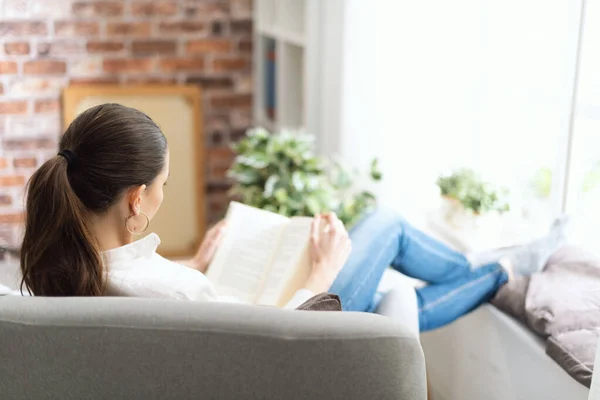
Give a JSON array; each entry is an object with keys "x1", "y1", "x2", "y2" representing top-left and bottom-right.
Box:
[{"x1": 0, "y1": 0, "x2": 253, "y2": 250}]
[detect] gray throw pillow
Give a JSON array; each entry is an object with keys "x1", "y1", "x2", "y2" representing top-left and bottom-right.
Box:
[
  {"x1": 490, "y1": 276, "x2": 529, "y2": 322},
  {"x1": 546, "y1": 328, "x2": 598, "y2": 388}
]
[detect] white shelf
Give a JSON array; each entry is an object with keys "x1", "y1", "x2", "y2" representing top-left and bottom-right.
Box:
[
  {"x1": 254, "y1": 0, "x2": 307, "y2": 132},
  {"x1": 276, "y1": 0, "x2": 305, "y2": 38},
  {"x1": 256, "y1": 27, "x2": 305, "y2": 47},
  {"x1": 256, "y1": 0, "x2": 306, "y2": 45},
  {"x1": 254, "y1": 0, "x2": 343, "y2": 142},
  {"x1": 279, "y1": 43, "x2": 304, "y2": 129}
]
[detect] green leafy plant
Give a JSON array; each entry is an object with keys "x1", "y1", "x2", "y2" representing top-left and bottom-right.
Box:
[
  {"x1": 436, "y1": 168, "x2": 509, "y2": 215},
  {"x1": 532, "y1": 163, "x2": 600, "y2": 200},
  {"x1": 227, "y1": 128, "x2": 382, "y2": 227},
  {"x1": 531, "y1": 167, "x2": 553, "y2": 199}
]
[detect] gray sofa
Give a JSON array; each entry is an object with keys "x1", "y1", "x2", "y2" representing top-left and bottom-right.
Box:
[{"x1": 0, "y1": 292, "x2": 426, "y2": 399}]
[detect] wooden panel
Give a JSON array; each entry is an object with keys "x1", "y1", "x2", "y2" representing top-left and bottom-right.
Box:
[{"x1": 62, "y1": 85, "x2": 205, "y2": 258}]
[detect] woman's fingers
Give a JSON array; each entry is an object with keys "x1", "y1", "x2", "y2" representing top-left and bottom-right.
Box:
[
  {"x1": 322, "y1": 212, "x2": 340, "y2": 234},
  {"x1": 207, "y1": 220, "x2": 226, "y2": 238},
  {"x1": 334, "y1": 218, "x2": 347, "y2": 237},
  {"x1": 311, "y1": 214, "x2": 321, "y2": 245}
]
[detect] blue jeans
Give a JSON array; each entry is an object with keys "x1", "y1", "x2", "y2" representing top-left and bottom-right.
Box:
[{"x1": 328, "y1": 209, "x2": 508, "y2": 332}]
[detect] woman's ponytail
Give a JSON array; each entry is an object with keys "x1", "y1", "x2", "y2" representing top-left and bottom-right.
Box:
[
  {"x1": 20, "y1": 155, "x2": 105, "y2": 296},
  {"x1": 20, "y1": 103, "x2": 167, "y2": 296}
]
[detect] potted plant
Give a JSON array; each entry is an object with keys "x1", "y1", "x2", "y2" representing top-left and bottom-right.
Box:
[
  {"x1": 227, "y1": 128, "x2": 382, "y2": 228},
  {"x1": 436, "y1": 169, "x2": 509, "y2": 225}
]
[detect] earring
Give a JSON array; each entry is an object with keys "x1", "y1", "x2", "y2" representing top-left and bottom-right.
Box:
[{"x1": 125, "y1": 211, "x2": 150, "y2": 235}]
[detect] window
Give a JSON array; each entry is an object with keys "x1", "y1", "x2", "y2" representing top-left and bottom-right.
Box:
[
  {"x1": 333, "y1": 1, "x2": 595, "y2": 251},
  {"x1": 369, "y1": 2, "x2": 581, "y2": 239},
  {"x1": 567, "y1": 0, "x2": 600, "y2": 254}
]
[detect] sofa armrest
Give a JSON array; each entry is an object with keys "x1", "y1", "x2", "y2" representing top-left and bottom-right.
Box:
[
  {"x1": 0, "y1": 296, "x2": 426, "y2": 400},
  {"x1": 376, "y1": 288, "x2": 420, "y2": 339}
]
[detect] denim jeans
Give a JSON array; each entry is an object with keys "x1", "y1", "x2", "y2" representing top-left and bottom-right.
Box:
[{"x1": 328, "y1": 209, "x2": 508, "y2": 332}]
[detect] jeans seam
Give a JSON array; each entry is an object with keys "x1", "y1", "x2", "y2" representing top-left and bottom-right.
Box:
[
  {"x1": 344, "y1": 234, "x2": 397, "y2": 310},
  {"x1": 418, "y1": 269, "x2": 500, "y2": 312}
]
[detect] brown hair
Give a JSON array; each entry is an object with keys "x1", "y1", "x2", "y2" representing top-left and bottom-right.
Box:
[{"x1": 20, "y1": 103, "x2": 167, "y2": 296}]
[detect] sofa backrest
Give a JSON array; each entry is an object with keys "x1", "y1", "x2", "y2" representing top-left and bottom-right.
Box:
[{"x1": 0, "y1": 296, "x2": 426, "y2": 400}]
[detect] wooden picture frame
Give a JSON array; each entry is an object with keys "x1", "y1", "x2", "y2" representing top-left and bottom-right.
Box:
[{"x1": 62, "y1": 85, "x2": 205, "y2": 259}]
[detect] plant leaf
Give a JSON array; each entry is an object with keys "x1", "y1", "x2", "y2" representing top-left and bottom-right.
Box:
[{"x1": 264, "y1": 175, "x2": 279, "y2": 197}]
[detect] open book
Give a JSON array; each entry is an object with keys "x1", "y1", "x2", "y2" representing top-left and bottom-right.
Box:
[{"x1": 205, "y1": 202, "x2": 313, "y2": 307}]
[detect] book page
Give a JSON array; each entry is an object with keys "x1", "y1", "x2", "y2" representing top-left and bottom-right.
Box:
[
  {"x1": 205, "y1": 202, "x2": 289, "y2": 303},
  {"x1": 256, "y1": 217, "x2": 313, "y2": 306}
]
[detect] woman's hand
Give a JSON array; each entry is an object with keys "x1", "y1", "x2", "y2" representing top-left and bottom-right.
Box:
[
  {"x1": 186, "y1": 220, "x2": 227, "y2": 273},
  {"x1": 304, "y1": 213, "x2": 352, "y2": 293}
]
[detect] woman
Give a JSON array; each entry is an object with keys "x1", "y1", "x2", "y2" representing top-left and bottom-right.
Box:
[{"x1": 20, "y1": 104, "x2": 565, "y2": 332}]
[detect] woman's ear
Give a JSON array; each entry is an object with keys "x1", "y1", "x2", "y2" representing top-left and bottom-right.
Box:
[{"x1": 127, "y1": 184, "x2": 147, "y2": 216}]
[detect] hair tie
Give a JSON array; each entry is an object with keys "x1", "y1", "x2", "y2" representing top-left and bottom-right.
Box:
[{"x1": 58, "y1": 149, "x2": 76, "y2": 166}]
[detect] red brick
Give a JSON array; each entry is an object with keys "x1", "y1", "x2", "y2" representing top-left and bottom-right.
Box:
[
  {"x1": 212, "y1": 56, "x2": 248, "y2": 72},
  {"x1": 9, "y1": 77, "x2": 67, "y2": 97},
  {"x1": 0, "y1": 159, "x2": 8, "y2": 169},
  {"x1": 24, "y1": 60, "x2": 67, "y2": 75},
  {"x1": 159, "y1": 58, "x2": 205, "y2": 72},
  {"x1": 34, "y1": 98, "x2": 60, "y2": 113},
  {"x1": 86, "y1": 41, "x2": 124, "y2": 53},
  {"x1": 184, "y1": 2, "x2": 229, "y2": 18},
  {"x1": 0, "y1": 21, "x2": 47, "y2": 36},
  {"x1": 70, "y1": 77, "x2": 120, "y2": 85},
  {"x1": 238, "y1": 38, "x2": 252, "y2": 53},
  {"x1": 186, "y1": 39, "x2": 232, "y2": 54},
  {"x1": 186, "y1": 76, "x2": 233, "y2": 90},
  {"x1": 234, "y1": 74, "x2": 252, "y2": 92},
  {"x1": 70, "y1": 59, "x2": 102, "y2": 76},
  {"x1": 211, "y1": 21, "x2": 225, "y2": 36},
  {"x1": 230, "y1": 109, "x2": 252, "y2": 129},
  {"x1": 231, "y1": 0, "x2": 252, "y2": 19},
  {"x1": 0, "y1": 195, "x2": 12, "y2": 206},
  {"x1": 208, "y1": 131, "x2": 225, "y2": 147},
  {"x1": 106, "y1": 22, "x2": 151, "y2": 36},
  {"x1": 208, "y1": 147, "x2": 236, "y2": 180},
  {"x1": 230, "y1": 128, "x2": 248, "y2": 142},
  {"x1": 37, "y1": 41, "x2": 83, "y2": 56},
  {"x1": 0, "y1": 84, "x2": 3, "y2": 95},
  {"x1": 0, "y1": 213, "x2": 23, "y2": 224},
  {"x1": 132, "y1": 40, "x2": 177, "y2": 55},
  {"x1": 3, "y1": 138, "x2": 55, "y2": 150},
  {"x1": 102, "y1": 59, "x2": 154, "y2": 73},
  {"x1": 0, "y1": 62, "x2": 18, "y2": 75},
  {"x1": 0, "y1": 101, "x2": 28, "y2": 115},
  {"x1": 158, "y1": 21, "x2": 206, "y2": 35},
  {"x1": 230, "y1": 19, "x2": 252, "y2": 35},
  {"x1": 5, "y1": 42, "x2": 30, "y2": 55},
  {"x1": 54, "y1": 21, "x2": 100, "y2": 37},
  {"x1": 207, "y1": 193, "x2": 229, "y2": 221},
  {"x1": 210, "y1": 94, "x2": 252, "y2": 109},
  {"x1": 125, "y1": 77, "x2": 177, "y2": 85},
  {"x1": 131, "y1": 1, "x2": 178, "y2": 16},
  {"x1": 14, "y1": 157, "x2": 37, "y2": 169},
  {"x1": 72, "y1": 1, "x2": 124, "y2": 17},
  {"x1": 0, "y1": 176, "x2": 25, "y2": 187}
]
